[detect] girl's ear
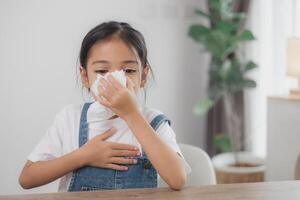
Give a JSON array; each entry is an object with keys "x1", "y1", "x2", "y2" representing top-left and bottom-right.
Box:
[
  {"x1": 80, "y1": 66, "x2": 90, "y2": 88},
  {"x1": 140, "y1": 65, "x2": 149, "y2": 88}
]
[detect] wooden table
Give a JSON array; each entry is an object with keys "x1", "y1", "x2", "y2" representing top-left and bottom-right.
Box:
[{"x1": 1, "y1": 181, "x2": 300, "y2": 200}]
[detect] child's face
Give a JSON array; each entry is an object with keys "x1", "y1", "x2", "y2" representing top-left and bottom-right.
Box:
[{"x1": 80, "y1": 36, "x2": 148, "y2": 94}]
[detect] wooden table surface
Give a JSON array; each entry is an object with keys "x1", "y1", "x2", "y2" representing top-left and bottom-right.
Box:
[{"x1": 1, "y1": 181, "x2": 300, "y2": 200}]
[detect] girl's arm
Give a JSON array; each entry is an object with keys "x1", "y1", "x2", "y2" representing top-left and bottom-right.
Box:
[
  {"x1": 98, "y1": 76, "x2": 187, "y2": 190},
  {"x1": 19, "y1": 148, "x2": 86, "y2": 189},
  {"x1": 125, "y1": 112, "x2": 187, "y2": 190},
  {"x1": 19, "y1": 129, "x2": 140, "y2": 189}
]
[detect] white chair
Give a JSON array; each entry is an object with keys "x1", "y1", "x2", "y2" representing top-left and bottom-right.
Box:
[{"x1": 159, "y1": 143, "x2": 216, "y2": 187}]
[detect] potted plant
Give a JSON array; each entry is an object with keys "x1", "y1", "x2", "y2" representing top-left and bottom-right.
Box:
[{"x1": 188, "y1": 0, "x2": 265, "y2": 183}]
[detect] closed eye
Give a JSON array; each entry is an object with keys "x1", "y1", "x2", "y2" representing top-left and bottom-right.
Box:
[
  {"x1": 95, "y1": 70, "x2": 108, "y2": 75},
  {"x1": 123, "y1": 69, "x2": 137, "y2": 74}
]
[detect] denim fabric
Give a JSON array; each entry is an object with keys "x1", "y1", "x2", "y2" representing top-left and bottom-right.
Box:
[{"x1": 68, "y1": 103, "x2": 170, "y2": 191}]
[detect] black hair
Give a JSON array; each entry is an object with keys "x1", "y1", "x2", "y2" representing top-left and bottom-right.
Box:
[{"x1": 79, "y1": 21, "x2": 152, "y2": 74}]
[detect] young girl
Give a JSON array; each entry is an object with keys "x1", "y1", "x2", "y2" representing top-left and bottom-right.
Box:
[{"x1": 19, "y1": 21, "x2": 191, "y2": 192}]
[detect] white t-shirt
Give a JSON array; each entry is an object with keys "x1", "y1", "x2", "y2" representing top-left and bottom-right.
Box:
[{"x1": 28, "y1": 103, "x2": 191, "y2": 191}]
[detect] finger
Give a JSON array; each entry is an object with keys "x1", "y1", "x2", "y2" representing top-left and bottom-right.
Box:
[
  {"x1": 126, "y1": 77, "x2": 135, "y2": 92},
  {"x1": 109, "y1": 142, "x2": 139, "y2": 151},
  {"x1": 98, "y1": 86, "x2": 111, "y2": 100},
  {"x1": 96, "y1": 95, "x2": 112, "y2": 108},
  {"x1": 105, "y1": 163, "x2": 128, "y2": 171},
  {"x1": 111, "y1": 149, "x2": 141, "y2": 157},
  {"x1": 98, "y1": 78, "x2": 116, "y2": 96},
  {"x1": 100, "y1": 78, "x2": 117, "y2": 94},
  {"x1": 110, "y1": 157, "x2": 138, "y2": 165},
  {"x1": 97, "y1": 128, "x2": 117, "y2": 140},
  {"x1": 98, "y1": 86, "x2": 113, "y2": 102},
  {"x1": 107, "y1": 74, "x2": 123, "y2": 91}
]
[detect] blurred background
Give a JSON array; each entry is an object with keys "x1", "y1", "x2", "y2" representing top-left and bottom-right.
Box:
[{"x1": 0, "y1": 0, "x2": 300, "y2": 195}]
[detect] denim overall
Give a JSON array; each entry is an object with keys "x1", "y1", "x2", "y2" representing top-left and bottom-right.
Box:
[{"x1": 68, "y1": 102, "x2": 170, "y2": 191}]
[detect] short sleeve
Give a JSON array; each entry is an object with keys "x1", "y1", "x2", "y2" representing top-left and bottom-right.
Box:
[
  {"x1": 156, "y1": 122, "x2": 192, "y2": 175},
  {"x1": 27, "y1": 113, "x2": 64, "y2": 162}
]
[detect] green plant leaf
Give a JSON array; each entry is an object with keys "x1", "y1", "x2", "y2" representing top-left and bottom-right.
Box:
[
  {"x1": 195, "y1": 8, "x2": 211, "y2": 19},
  {"x1": 194, "y1": 98, "x2": 214, "y2": 115},
  {"x1": 205, "y1": 30, "x2": 228, "y2": 59},
  {"x1": 244, "y1": 61, "x2": 258, "y2": 71},
  {"x1": 216, "y1": 21, "x2": 238, "y2": 34},
  {"x1": 209, "y1": 0, "x2": 222, "y2": 11},
  {"x1": 213, "y1": 134, "x2": 232, "y2": 152},
  {"x1": 243, "y1": 79, "x2": 257, "y2": 88},
  {"x1": 188, "y1": 25, "x2": 210, "y2": 42},
  {"x1": 219, "y1": 59, "x2": 231, "y2": 80},
  {"x1": 238, "y1": 30, "x2": 255, "y2": 41}
]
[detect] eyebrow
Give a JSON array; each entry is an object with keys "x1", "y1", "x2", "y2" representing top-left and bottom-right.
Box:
[
  {"x1": 91, "y1": 60, "x2": 138, "y2": 65},
  {"x1": 122, "y1": 60, "x2": 139, "y2": 64},
  {"x1": 92, "y1": 60, "x2": 109, "y2": 65}
]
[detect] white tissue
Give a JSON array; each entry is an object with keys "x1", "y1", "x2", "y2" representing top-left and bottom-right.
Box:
[
  {"x1": 87, "y1": 70, "x2": 127, "y2": 123},
  {"x1": 90, "y1": 70, "x2": 127, "y2": 97}
]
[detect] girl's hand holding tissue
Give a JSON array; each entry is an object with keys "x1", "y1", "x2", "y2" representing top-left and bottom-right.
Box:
[{"x1": 95, "y1": 74, "x2": 140, "y2": 120}]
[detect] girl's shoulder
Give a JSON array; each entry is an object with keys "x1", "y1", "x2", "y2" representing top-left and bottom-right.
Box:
[{"x1": 54, "y1": 103, "x2": 85, "y2": 122}]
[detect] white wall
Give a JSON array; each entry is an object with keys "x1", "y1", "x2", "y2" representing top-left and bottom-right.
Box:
[{"x1": 0, "y1": 0, "x2": 207, "y2": 195}]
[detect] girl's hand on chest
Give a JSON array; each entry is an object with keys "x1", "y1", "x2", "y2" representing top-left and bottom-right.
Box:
[
  {"x1": 96, "y1": 75, "x2": 140, "y2": 120},
  {"x1": 81, "y1": 128, "x2": 141, "y2": 170}
]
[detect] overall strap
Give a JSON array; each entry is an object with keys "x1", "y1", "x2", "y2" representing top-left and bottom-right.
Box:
[
  {"x1": 79, "y1": 102, "x2": 93, "y2": 147},
  {"x1": 150, "y1": 114, "x2": 171, "y2": 131}
]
